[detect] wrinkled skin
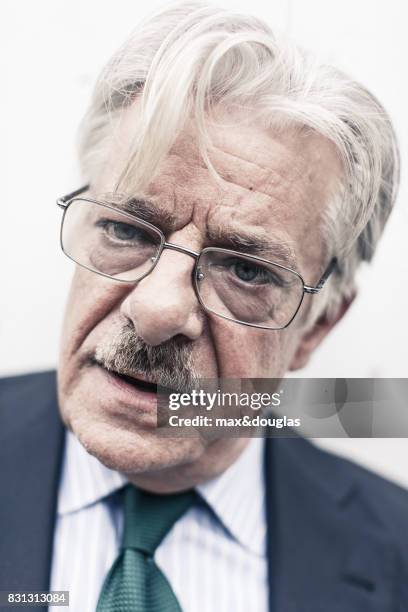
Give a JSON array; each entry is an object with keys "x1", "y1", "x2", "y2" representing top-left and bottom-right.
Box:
[{"x1": 58, "y1": 108, "x2": 348, "y2": 492}]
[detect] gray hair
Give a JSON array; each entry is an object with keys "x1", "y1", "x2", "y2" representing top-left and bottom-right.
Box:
[{"x1": 78, "y1": 1, "x2": 400, "y2": 319}]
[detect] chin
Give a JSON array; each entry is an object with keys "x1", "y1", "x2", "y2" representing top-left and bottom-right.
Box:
[{"x1": 68, "y1": 411, "x2": 205, "y2": 475}]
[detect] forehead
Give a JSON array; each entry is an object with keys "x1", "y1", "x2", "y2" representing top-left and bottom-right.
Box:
[{"x1": 96, "y1": 106, "x2": 342, "y2": 272}]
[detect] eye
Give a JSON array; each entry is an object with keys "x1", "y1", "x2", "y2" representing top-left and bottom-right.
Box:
[
  {"x1": 96, "y1": 219, "x2": 150, "y2": 244},
  {"x1": 233, "y1": 261, "x2": 259, "y2": 282},
  {"x1": 108, "y1": 221, "x2": 139, "y2": 241},
  {"x1": 232, "y1": 260, "x2": 277, "y2": 285}
]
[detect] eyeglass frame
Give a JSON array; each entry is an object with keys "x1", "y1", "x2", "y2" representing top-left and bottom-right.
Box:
[{"x1": 57, "y1": 185, "x2": 338, "y2": 330}]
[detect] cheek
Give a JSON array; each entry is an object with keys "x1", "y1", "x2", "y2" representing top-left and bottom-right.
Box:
[
  {"x1": 59, "y1": 267, "x2": 128, "y2": 364},
  {"x1": 208, "y1": 317, "x2": 298, "y2": 378}
]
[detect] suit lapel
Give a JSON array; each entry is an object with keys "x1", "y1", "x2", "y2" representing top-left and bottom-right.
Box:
[
  {"x1": 0, "y1": 371, "x2": 64, "y2": 609},
  {"x1": 265, "y1": 437, "x2": 398, "y2": 612}
]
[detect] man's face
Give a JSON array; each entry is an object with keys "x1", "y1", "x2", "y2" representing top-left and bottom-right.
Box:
[{"x1": 58, "y1": 108, "x2": 342, "y2": 489}]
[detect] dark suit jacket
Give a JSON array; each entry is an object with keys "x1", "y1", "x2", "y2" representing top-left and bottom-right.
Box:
[{"x1": 1, "y1": 371, "x2": 408, "y2": 612}]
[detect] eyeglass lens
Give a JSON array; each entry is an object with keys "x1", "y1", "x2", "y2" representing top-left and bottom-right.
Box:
[
  {"x1": 62, "y1": 199, "x2": 163, "y2": 282},
  {"x1": 196, "y1": 250, "x2": 303, "y2": 328}
]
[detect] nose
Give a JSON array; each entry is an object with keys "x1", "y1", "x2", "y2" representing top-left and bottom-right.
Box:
[{"x1": 119, "y1": 248, "x2": 204, "y2": 346}]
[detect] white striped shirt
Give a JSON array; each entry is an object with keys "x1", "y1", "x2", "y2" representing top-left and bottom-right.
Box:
[{"x1": 49, "y1": 430, "x2": 268, "y2": 612}]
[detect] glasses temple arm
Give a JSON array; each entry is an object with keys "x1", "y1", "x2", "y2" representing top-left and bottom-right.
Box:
[
  {"x1": 56, "y1": 184, "x2": 90, "y2": 208},
  {"x1": 303, "y1": 257, "x2": 338, "y2": 294}
]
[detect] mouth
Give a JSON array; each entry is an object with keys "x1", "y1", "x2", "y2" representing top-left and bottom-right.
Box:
[
  {"x1": 91, "y1": 357, "x2": 158, "y2": 399},
  {"x1": 109, "y1": 370, "x2": 158, "y2": 394}
]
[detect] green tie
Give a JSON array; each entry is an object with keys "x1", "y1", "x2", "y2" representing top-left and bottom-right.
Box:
[{"x1": 96, "y1": 484, "x2": 196, "y2": 612}]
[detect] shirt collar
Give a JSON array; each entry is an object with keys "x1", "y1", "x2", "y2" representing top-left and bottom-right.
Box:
[
  {"x1": 58, "y1": 429, "x2": 266, "y2": 557},
  {"x1": 197, "y1": 437, "x2": 267, "y2": 557}
]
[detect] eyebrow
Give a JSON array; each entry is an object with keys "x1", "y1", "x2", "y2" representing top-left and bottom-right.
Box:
[
  {"x1": 206, "y1": 227, "x2": 298, "y2": 269},
  {"x1": 119, "y1": 197, "x2": 174, "y2": 227}
]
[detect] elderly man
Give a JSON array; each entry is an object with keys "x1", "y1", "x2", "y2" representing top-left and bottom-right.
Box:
[{"x1": 1, "y1": 2, "x2": 407, "y2": 611}]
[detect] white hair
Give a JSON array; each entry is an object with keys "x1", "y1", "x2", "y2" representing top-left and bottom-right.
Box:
[{"x1": 78, "y1": 1, "x2": 400, "y2": 318}]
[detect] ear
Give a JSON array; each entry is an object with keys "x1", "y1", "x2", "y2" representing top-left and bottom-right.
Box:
[{"x1": 289, "y1": 292, "x2": 356, "y2": 371}]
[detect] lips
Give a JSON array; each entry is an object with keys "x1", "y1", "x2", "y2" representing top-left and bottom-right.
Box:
[
  {"x1": 110, "y1": 370, "x2": 158, "y2": 394},
  {"x1": 91, "y1": 356, "x2": 158, "y2": 395}
]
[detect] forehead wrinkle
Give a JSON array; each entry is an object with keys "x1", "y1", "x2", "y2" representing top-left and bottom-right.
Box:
[
  {"x1": 218, "y1": 171, "x2": 305, "y2": 211},
  {"x1": 211, "y1": 142, "x2": 306, "y2": 183},
  {"x1": 208, "y1": 147, "x2": 308, "y2": 204},
  {"x1": 168, "y1": 131, "x2": 308, "y2": 198},
  {"x1": 165, "y1": 141, "x2": 289, "y2": 198},
  {"x1": 175, "y1": 148, "x2": 308, "y2": 215}
]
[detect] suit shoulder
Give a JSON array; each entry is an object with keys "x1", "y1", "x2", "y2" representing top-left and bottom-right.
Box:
[
  {"x1": 307, "y1": 439, "x2": 408, "y2": 530},
  {"x1": 0, "y1": 369, "x2": 56, "y2": 396},
  {"x1": 334, "y1": 448, "x2": 408, "y2": 518},
  {"x1": 0, "y1": 370, "x2": 57, "y2": 421},
  {"x1": 276, "y1": 437, "x2": 408, "y2": 526}
]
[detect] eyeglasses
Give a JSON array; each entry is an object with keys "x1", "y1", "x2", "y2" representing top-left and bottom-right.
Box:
[{"x1": 57, "y1": 186, "x2": 337, "y2": 330}]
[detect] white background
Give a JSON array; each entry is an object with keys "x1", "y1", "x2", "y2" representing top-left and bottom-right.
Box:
[{"x1": 1, "y1": 1, "x2": 407, "y2": 485}]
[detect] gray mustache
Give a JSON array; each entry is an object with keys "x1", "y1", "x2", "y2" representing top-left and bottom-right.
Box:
[{"x1": 94, "y1": 324, "x2": 198, "y2": 392}]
